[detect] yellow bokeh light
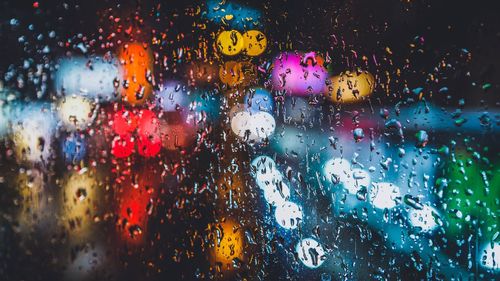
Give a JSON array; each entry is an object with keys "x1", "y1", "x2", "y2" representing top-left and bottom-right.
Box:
[
  {"x1": 60, "y1": 170, "x2": 102, "y2": 240},
  {"x1": 16, "y1": 168, "x2": 54, "y2": 234},
  {"x1": 328, "y1": 70, "x2": 375, "y2": 103},
  {"x1": 242, "y1": 30, "x2": 267, "y2": 56},
  {"x1": 216, "y1": 30, "x2": 244, "y2": 56}
]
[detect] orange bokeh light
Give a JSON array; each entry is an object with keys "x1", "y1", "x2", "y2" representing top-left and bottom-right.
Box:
[
  {"x1": 119, "y1": 43, "x2": 154, "y2": 105},
  {"x1": 210, "y1": 220, "x2": 244, "y2": 270}
]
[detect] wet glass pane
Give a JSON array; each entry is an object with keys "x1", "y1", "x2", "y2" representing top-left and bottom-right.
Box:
[{"x1": 0, "y1": 1, "x2": 499, "y2": 280}]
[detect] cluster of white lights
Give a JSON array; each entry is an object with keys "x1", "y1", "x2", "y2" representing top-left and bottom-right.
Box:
[
  {"x1": 230, "y1": 106, "x2": 276, "y2": 142},
  {"x1": 251, "y1": 156, "x2": 326, "y2": 269},
  {"x1": 323, "y1": 158, "x2": 400, "y2": 209},
  {"x1": 251, "y1": 156, "x2": 298, "y2": 222},
  {"x1": 323, "y1": 157, "x2": 440, "y2": 232},
  {"x1": 5, "y1": 97, "x2": 96, "y2": 164}
]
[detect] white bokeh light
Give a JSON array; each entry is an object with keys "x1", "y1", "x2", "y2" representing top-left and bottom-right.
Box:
[
  {"x1": 296, "y1": 238, "x2": 326, "y2": 269},
  {"x1": 255, "y1": 168, "x2": 283, "y2": 191},
  {"x1": 54, "y1": 57, "x2": 121, "y2": 101},
  {"x1": 230, "y1": 111, "x2": 276, "y2": 142},
  {"x1": 342, "y1": 168, "x2": 371, "y2": 194},
  {"x1": 12, "y1": 103, "x2": 56, "y2": 162},
  {"x1": 251, "y1": 155, "x2": 276, "y2": 169},
  {"x1": 251, "y1": 156, "x2": 288, "y2": 203},
  {"x1": 263, "y1": 181, "x2": 290, "y2": 206},
  {"x1": 408, "y1": 204, "x2": 439, "y2": 232},
  {"x1": 275, "y1": 201, "x2": 303, "y2": 229},
  {"x1": 251, "y1": 156, "x2": 283, "y2": 191},
  {"x1": 58, "y1": 96, "x2": 94, "y2": 131},
  {"x1": 480, "y1": 243, "x2": 500, "y2": 271},
  {"x1": 323, "y1": 158, "x2": 352, "y2": 184},
  {"x1": 251, "y1": 155, "x2": 281, "y2": 188},
  {"x1": 369, "y1": 182, "x2": 401, "y2": 209}
]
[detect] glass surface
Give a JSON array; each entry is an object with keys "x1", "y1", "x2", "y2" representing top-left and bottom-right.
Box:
[{"x1": 0, "y1": 1, "x2": 498, "y2": 280}]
